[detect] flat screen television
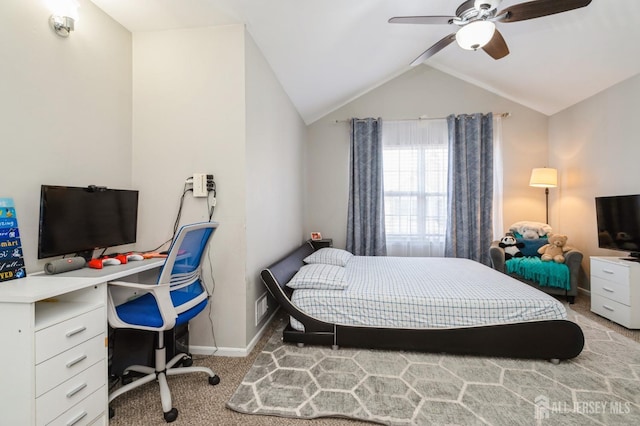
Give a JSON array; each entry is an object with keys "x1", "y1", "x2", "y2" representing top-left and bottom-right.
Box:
[
  {"x1": 595, "y1": 194, "x2": 640, "y2": 259},
  {"x1": 38, "y1": 185, "x2": 139, "y2": 260}
]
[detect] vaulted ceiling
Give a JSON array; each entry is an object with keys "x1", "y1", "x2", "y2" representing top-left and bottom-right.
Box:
[{"x1": 90, "y1": 0, "x2": 640, "y2": 124}]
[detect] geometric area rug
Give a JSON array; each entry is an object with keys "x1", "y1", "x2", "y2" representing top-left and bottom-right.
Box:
[{"x1": 227, "y1": 309, "x2": 640, "y2": 425}]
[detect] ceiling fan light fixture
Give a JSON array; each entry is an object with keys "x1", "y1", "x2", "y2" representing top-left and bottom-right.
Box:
[
  {"x1": 455, "y1": 20, "x2": 496, "y2": 50},
  {"x1": 474, "y1": 0, "x2": 501, "y2": 12}
]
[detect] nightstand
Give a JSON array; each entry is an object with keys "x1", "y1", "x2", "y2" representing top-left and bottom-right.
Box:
[{"x1": 310, "y1": 238, "x2": 333, "y2": 250}]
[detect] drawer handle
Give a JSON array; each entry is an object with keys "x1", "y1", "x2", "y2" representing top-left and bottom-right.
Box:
[
  {"x1": 65, "y1": 326, "x2": 87, "y2": 338},
  {"x1": 66, "y1": 411, "x2": 87, "y2": 426},
  {"x1": 66, "y1": 354, "x2": 87, "y2": 368},
  {"x1": 603, "y1": 287, "x2": 615, "y2": 293},
  {"x1": 603, "y1": 305, "x2": 615, "y2": 312},
  {"x1": 602, "y1": 269, "x2": 615, "y2": 274},
  {"x1": 66, "y1": 382, "x2": 87, "y2": 398}
]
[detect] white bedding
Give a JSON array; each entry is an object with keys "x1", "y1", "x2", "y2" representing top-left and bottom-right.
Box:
[{"x1": 289, "y1": 256, "x2": 567, "y2": 331}]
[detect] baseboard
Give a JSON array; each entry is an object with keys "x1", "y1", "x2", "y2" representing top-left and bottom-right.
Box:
[
  {"x1": 578, "y1": 287, "x2": 591, "y2": 296},
  {"x1": 189, "y1": 308, "x2": 280, "y2": 357}
]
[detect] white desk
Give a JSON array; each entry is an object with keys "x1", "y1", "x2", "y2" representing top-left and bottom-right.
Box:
[{"x1": 0, "y1": 259, "x2": 164, "y2": 426}]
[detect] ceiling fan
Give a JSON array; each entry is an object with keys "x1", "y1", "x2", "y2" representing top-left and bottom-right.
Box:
[{"x1": 389, "y1": 0, "x2": 592, "y2": 66}]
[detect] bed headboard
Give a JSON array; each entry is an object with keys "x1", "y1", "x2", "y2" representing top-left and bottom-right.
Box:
[
  {"x1": 261, "y1": 241, "x2": 314, "y2": 297},
  {"x1": 260, "y1": 241, "x2": 333, "y2": 333}
]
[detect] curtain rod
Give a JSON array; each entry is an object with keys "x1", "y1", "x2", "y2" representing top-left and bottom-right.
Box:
[{"x1": 334, "y1": 112, "x2": 510, "y2": 124}]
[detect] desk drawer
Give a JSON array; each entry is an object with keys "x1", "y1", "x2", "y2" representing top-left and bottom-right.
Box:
[
  {"x1": 36, "y1": 334, "x2": 106, "y2": 397},
  {"x1": 591, "y1": 293, "x2": 631, "y2": 328},
  {"x1": 36, "y1": 307, "x2": 105, "y2": 364},
  {"x1": 46, "y1": 386, "x2": 106, "y2": 426},
  {"x1": 36, "y1": 360, "x2": 105, "y2": 425},
  {"x1": 590, "y1": 259, "x2": 629, "y2": 285},
  {"x1": 591, "y1": 276, "x2": 631, "y2": 305}
]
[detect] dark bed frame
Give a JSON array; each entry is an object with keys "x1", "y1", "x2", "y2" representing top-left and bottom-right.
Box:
[{"x1": 260, "y1": 242, "x2": 585, "y2": 361}]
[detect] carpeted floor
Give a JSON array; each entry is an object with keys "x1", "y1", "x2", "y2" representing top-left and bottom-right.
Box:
[{"x1": 109, "y1": 294, "x2": 639, "y2": 425}]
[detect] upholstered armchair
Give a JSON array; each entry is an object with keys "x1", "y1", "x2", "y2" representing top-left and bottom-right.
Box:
[{"x1": 490, "y1": 240, "x2": 582, "y2": 304}]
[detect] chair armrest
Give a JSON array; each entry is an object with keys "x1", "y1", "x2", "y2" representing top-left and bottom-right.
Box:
[
  {"x1": 489, "y1": 240, "x2": 506, "y2": 273},
  {"x1": 107, "y1": 281, "x2": 177, "y2": 331},
  {"x1": 563, "y1": 249, "x2": 583, "y2": 296},
  {"x1": 107, "y1": 281, "x2": 165, "y2": 308},
  {"x1": 108, "y1": 281, "x2": 162, "y2": 290}
]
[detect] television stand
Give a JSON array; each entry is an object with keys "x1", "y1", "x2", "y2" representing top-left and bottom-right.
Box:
[
  {"x1": 76, "y1": 249, "x2": 95, "y2": 262},
  {"x1": 591, "y1": 256, "x2": 640, "y2": 329}
]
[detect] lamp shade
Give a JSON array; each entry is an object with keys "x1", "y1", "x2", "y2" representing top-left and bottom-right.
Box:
[
  {"x1": 529, "y1": 168, "x2": 558, "y2": 188},
  {"x1": 455, "y1": 20, "x2": 496, "y2": 50}
]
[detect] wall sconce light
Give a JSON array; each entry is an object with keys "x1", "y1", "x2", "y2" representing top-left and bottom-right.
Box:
[
  {"x1": 49, "y1": 15, "x2": 75, "y2": 37},
  {"x1": 46, "y1": 0, "x2": 79, "y2": 37},
  {"x1": 529, "y1": 167, "x2": 558, "y2": 224}
]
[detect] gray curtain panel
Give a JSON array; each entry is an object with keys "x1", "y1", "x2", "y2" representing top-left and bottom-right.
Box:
[
  {"x1": 445, "y1": 113, "x2": 494, "y2": 265},
  {"x1": 346, "y1": 118, "x2": 387, "y2": 256}
]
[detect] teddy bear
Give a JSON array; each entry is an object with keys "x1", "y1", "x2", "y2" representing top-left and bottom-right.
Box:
[
  {"x1": 537, "y1": 234, "x2": 569, "y2": 263},
  {"x1": 499, "y1": 233, "x2": 525, "y2": 260},
  {"x1": 509, "y1": 221, "x2": 552, "y2": 239}
]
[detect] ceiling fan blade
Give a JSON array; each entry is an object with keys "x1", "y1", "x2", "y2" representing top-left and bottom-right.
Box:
[
  {"x1": 497, "y1": 0, "x2": 592, "y2": 23},
  {"x1": 389, "y1": 16, "x2": 455, "y2": 25},
  {"x1": 482, "y1": 29, "x2": 509, "y2": 59},
  {"x1": 410, "y1": 33, "x2": 457, "y2": 66}
]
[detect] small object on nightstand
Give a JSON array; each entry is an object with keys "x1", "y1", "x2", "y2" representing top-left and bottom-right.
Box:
[
  {"x1": 310, "y1": 238, "x2": 333, "y2": 250},
  {"x1": 310, "y1": 232, "x2": 323, "y2": 241}
]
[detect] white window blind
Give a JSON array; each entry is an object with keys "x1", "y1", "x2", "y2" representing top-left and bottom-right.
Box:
[{"x1": 382, "y1": 119, "x2": 449, "y2": 257}]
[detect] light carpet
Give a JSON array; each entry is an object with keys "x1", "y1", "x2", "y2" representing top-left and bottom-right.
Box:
[{"x1": 227, "y1": 309, "x2": 640, "y2": 425}]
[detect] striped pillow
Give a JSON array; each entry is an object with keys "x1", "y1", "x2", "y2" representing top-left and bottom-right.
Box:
[
  {"x1": 286, "y1": 264, "x2": 348, "y2": 290},
  {"x1": 303, "y1": 247, "x2": 353, "y2": 267}
]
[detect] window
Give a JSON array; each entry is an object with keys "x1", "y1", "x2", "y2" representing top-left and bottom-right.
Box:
[{"x1": 382, "y1": 119, "x2": 449, "y2": 257}]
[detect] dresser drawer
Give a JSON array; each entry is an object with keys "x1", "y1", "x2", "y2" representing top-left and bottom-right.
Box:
[
  {"x1": 36, "y1": 359, "x2": 105, "y2": 425},
  {"x1": 46, "y1": 386, "x2": 106, "y2": 426},
  {"x1": 591, "y1": 293, "x2": 632, "y2": 328},
  {"x1": 36, "y1": 334, "x2": 106, "y2": 397},
  {"x1": 590, "y1": 259, "x2": 629, "y2": 285},
  {"x1": 591, "y1": 276, "x2": 631, "y2": 305},
  {"x1": 35, "y1": 307, "x2": 105, "y2": 364}
]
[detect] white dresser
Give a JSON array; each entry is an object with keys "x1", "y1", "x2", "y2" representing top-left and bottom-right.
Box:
[
  {"x1": 590, "y1": 256, "x2": 640, "y2": 329},
  {"x1": 0, "y1": 259, "x2": 164, "y2": 425}
]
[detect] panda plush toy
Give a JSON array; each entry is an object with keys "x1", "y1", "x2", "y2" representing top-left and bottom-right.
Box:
[{"x1": 499, "y1": 233, "x2": 525, "y2": 260}]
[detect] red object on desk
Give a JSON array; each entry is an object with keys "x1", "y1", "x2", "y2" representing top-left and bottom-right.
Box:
[
  {"x1": 142, "y1": 252, "x2": 168, "y2": 259},
  {"x1": 87, "y1": 258, "x2": 104, "y2": 269}
]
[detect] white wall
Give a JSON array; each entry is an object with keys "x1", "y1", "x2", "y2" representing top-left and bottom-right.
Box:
[
  {"x1": 132, "y1": 25, "x2": 248, "y2": 350},
  {"x1": 0, "y1": 0, "x2": 132, "y2": 272},
  {"x1": 549, "y1": 73, "x2": 640, "y2": 290},
  {"x1": 244, "y1": 32, "x2": 306, "y2": 340},
  {"x1": 306, "y1": 65, "x2": 549, "y2": 249},
  {"x1": 132, "y1": 26, "x2": 307, "y2": 351}
]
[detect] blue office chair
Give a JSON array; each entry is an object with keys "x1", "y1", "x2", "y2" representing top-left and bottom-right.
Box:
[{"x1": 107, "y1": 222, "x2": 220, "y2": 423}]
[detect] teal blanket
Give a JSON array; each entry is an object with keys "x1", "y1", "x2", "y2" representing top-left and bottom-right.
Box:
[{"x1": 505, "y1": 257, "x2": 570, "y2": 290}]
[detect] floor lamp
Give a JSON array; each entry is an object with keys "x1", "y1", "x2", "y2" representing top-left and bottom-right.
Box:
[{"x1": 529, "y1": 167, "x2": 558, "y2": 224}]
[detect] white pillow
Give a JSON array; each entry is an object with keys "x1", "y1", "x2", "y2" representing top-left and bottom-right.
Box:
[
  {"x1": 286, "y1": 264, "x2": 348, "y2": 290},
  {"x1": 303, "y1": 247, "x2": 353, "y2": 267}
]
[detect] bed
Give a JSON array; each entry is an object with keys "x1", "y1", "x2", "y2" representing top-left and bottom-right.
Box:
[{"x1": 260, "y1": 242, "x2": 585, "y2": 361}]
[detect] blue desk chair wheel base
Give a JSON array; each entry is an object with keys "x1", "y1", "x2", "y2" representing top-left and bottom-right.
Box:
[{"x1": 107, "y1": 222, "x2": 220, "y2": 423}]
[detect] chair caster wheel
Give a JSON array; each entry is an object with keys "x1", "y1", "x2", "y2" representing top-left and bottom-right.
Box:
[
  {"x1": 181, "y1": 355, "x2": 193, "y2": 367},
  {"x1": 209, "y1": 375, "x2": 220, "y2": 385},
  {"x1": 163, "y1": 408, "x2": 178, "y2": 422}
]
